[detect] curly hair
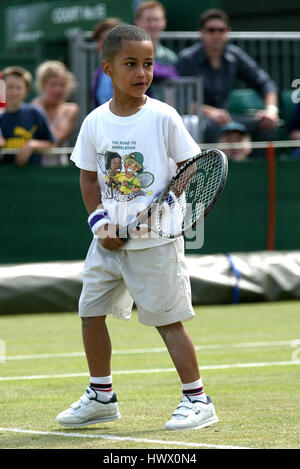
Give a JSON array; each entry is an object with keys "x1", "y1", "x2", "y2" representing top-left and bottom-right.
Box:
[
  {"x1": 35, "y1": 60, "x2": 76, "y2": 99},
  {"x1": 103, "y1": 24, "x2": 152, "y2": 61}
]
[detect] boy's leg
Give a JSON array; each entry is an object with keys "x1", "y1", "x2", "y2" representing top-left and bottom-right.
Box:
[
  {"x1": 56, "y1": 315, "x2": 120, "y2": 427},
  {"x1": 81, "y1": 316, "x2": 111, "y2": 377},
  {"x1": 56, "y1": 240, "x2": 133, "y2": 428},
  {"x1": 82, "y1": 316, "x2": 116, "y2": 401},
  {"x1": 156, "y1": 321, "x2": 200, "y2": 383},
  {"x1": 157, "y1": 321, "x2": 218, "y2": 431}
]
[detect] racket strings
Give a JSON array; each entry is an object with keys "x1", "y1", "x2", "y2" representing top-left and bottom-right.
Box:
[{"x1": 156, "y1": 153, "x2": 223, "y2": 237}]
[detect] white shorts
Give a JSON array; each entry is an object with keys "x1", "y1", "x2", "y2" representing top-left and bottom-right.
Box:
[{"x1": 79, "y1": 237, "x2": 195, "y2": 327}]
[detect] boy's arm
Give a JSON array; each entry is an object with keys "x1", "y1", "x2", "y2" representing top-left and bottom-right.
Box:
[
  {"x1": 170, "y1": 157, "x2": 197, "y2": 198},
  {"x1": 80, "y1": 169, "x2": 101, "y2": 214},
  {"x1": 80, "y1": 169, "x2": 125, "y2": 251},
  {"x1": 15, "y1": 139, "x2": 55, "y2": 166},
  {"x1": 177, "y1": 159, "x2": 189, "y2": 169}
]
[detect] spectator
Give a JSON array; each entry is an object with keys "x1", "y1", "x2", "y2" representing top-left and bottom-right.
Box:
[
  {"x1": 0, "y1": 66, "x2": 55, "y2": 166},
  {"x1": 288, "y1": 102, "x2": 300, "y2": 157},
  {"x1": 91, "y1": 17, "x2": 123, "y2": 109},
  {"x1": 32, "y1": 60, "x2": 79, "y2": 165},
  {"x1": 0, "y1": 130, "x2": 5, "y2": 147},
  {"x1": 134, "y1": 1, "x2": 178, "y2": 97},
  {"x1": 218, "y1": 121, "x2": 252, "y2": 161},
  {"x1": 177, "y1": 9, "x2": 279, "y2": 143}
]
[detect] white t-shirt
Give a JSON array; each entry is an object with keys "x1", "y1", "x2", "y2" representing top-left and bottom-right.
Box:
[{"x1": 71, "y1": 97, "x2": 200, "y2": 249}]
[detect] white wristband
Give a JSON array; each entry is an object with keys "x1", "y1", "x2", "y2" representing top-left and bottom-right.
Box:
[{"x1": 88, "y1": 208, "x2": 110, "y2": 234}]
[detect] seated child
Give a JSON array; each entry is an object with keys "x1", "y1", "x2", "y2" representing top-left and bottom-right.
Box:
[{"x1": 0, "y1": 66, "x2": 55, "y2": 166}]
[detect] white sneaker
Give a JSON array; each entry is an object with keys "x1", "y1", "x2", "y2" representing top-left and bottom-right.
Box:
[
  {"x1": 56, "y1": 386, "x2": 121, "y2": 428},
  {"x1": 165, "y1": 395, "x2": 218, "y2": 431}
]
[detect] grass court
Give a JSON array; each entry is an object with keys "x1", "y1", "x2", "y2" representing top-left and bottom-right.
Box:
[{"x1": 0, "y1": 300, "x2": 299, "y2": 449}]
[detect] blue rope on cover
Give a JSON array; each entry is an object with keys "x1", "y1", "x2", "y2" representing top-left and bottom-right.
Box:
[{"x1": 226, "y1": 253, "x2": 241, "y2": 304}]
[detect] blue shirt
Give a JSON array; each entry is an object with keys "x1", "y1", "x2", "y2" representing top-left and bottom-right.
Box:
[
  {"x1": 96, "y1": 69, "x2": 113, "y2": 106},
  {"x1": 0, "y1": 103, "x2": 55, "y2": 165}
]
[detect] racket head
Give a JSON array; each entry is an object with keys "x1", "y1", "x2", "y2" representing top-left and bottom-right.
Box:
[
  {"x1": 154, "y1": 149, "x2": 228, "y2": 238},
  {"x1": 128, "y1": 171, "x2": 154, "y2": 189},
  {"x1": 136, "y1": 171, "x2": 154, "y2": 188}
]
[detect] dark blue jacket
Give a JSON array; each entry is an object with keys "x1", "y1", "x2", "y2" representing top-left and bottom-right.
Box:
[{"x1": 177, "y1": 42, "x2": 277, "y2": 109}]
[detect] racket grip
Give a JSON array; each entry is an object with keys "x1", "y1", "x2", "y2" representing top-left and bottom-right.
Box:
[{"x1": 116, "y1": 226, "x2": 129, "y2": 242}]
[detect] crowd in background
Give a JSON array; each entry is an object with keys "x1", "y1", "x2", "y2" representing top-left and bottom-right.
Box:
[{"x1": 1, "y1": 0, "x2": 300, "y2": 166}]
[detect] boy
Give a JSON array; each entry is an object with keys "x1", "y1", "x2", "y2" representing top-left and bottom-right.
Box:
[
  {"x1": 219, "y1": 121, "x2": 252, "y2": 161},
  {"x1": 56, "y1": 25, "x2": 218, "y2": 431},
  {"x1": 0, "y1": 66, "x2": 55, "y2": 166}
]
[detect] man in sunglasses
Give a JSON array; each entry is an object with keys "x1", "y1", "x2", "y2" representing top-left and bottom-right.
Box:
[{"x1": 177, "y1": 9, "x2": 279, "y2": 145}]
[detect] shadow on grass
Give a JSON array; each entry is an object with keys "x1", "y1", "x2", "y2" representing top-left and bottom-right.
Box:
[
  {"x1": 53, "y1": 425, "x2": 166, "y2": 437},
  {"x1": 52, "y1": 423, "x2": 218, "y2": 440}
]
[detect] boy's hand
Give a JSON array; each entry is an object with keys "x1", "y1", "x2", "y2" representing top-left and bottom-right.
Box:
[
  {"x1": 0, "y1": 136, "x2": 5, "y2": 147},
  {"x1": 96, "y1": 223, "x2": 126, "y2": 250}
]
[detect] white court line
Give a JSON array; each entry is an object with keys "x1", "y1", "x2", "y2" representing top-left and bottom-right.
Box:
[
  {"x1": 0, "y1": 360, "x2": 298, "y2": 382},
  {"x1": 4, "y1": 340, "x2": 297, "y2": 361},
  {"x1": 0, "y1": 427, "x2": 252, "y2": 450}
]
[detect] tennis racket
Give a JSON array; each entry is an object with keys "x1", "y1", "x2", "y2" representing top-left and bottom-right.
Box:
[
  {"x1": 126, "y1": 171, "x2": 154, "y2": 189},
  {"x1": 117, "y1": 149, "x2": 228, "y2": 240}
]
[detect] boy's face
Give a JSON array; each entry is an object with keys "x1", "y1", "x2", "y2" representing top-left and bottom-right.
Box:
[
  {"x1": 5, "y1": 74, "x2": 28, "y2": 110},
  {"x1": 103, "y1": 39, "x2": 154, "y2": 99}
]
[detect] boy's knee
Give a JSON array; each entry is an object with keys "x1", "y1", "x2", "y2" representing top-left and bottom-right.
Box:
[
  {"x1": 81, "y1": 315, "x2": 106, "y2": 329},
  {"x1": 156, "y1": 321, "x2": 182, "y2": 338}
]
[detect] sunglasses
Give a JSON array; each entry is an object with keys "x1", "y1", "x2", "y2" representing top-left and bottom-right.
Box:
[{"x1": 203, "y1": 27, "x2": 228, "y2": 34}]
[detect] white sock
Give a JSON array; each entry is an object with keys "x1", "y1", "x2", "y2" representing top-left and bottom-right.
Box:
[
  {"x1": 90, "y1": 375, "x2": 113, "y2": 402},
  {"x1": 182, "y1": 378, "x2": 207, "y2": 403}
]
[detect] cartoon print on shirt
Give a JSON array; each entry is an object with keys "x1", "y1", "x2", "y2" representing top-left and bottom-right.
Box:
[
  {"x1": 104, "y1": 151, "x2": 122, "y2": 198},
  {"x1": 97, "y1": 151, "x2": 154, "y2": 201}
]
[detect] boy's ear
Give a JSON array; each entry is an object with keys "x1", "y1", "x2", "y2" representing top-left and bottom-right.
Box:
[{"x1": 102, "y1": 60, "x2": 112, "y2": 77}]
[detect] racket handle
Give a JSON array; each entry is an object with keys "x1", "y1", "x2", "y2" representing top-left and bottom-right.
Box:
[
  {"x1": 116, "y1": 226, "x2": 129, "y2": 242},
  {"x1": 117, "y1": 222, "x2": 144, "y2": 242}
]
